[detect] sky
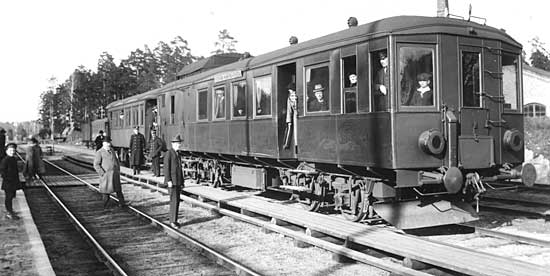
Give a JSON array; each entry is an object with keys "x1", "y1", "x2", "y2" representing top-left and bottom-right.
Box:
[{"x1": 0, "y1": 0, "x2": 548, "y2": 122}]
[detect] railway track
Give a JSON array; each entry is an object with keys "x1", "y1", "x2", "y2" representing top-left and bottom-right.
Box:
[
  {"x1": 26, "y1": 157, "x2": 259, "y2": 276},
  {"x1": 59, "y1": 151, "x2": 550, "y2": 276}
]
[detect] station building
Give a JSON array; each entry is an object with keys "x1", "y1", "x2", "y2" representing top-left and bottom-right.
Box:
[{"x1": 523, "y1": 64, "x2": 550, "y2": 117}]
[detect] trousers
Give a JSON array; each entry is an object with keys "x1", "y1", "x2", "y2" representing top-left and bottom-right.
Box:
[
  {"x1": 4, "y1": 190, "x2": 16, "y2": 213},
  {"x1": 169, "y1": 186, "x2": 181, "y2": 223},
  {"x1": 102, "y1": 191, "x2": 125, "y2": 208},
  {"x1": 151, "y1": 156, "x2": 160, "y2": 176}
]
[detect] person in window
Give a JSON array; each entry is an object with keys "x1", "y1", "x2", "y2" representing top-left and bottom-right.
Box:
[
  {"x1": 409, "y1": 72, "x2": 433, "y2": 106},
  {"x1": 345, "y1": 74, "x2": 357, "y2": 113},
  {"x1": 214, "y1": 89, "x2": 225, "y2": 118},
  {"x1": 308, "y1": 84, "x2": 329, "y2": 112},
  {"x1": 348, "y1": 73, "x2": 357, "y2": 87},
  {"x1": 256, "y1": 91, "x2": 269, "y2": 115},
  {"x1": 233, "y1": 87, "x2": 245, "y2": 117},
  {"x1": 374, "y1": 51, "x2": 389, "y2": 111}
]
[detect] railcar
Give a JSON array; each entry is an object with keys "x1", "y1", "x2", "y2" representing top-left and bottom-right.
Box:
[{"x1": 102, "y1": 15, "x2": 536, "y2": 229}]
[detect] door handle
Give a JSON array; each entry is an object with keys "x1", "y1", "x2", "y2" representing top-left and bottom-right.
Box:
[{"x1": 475, "y1": 91, "x2": 505, "y2": 103}]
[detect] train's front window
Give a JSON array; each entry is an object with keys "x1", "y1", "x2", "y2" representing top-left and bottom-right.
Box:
[
  {"x1": 502, "y1": 53, "x2": 519, "y2": 110},
  {"x1": 398, "y1": 46, "x2": 435, "y2": 107},
  {"x1": 197, "y1": 89, "x2": 207, "y2": 120},
  {"x1": 462, "y1": 52, "x2": 481, "y2": 107}
]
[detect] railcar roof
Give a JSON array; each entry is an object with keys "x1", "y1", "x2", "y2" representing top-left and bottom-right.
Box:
[
  {"x1": 108, "y1": 15, "x2": 521, "y2": 107},
  {"x1": 106, "y1": 86, "x2": 163, "y2": 109}
]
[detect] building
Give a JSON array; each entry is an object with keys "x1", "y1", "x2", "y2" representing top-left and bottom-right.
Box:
[{"x1": 523, "y1": 64, "x2": 550, "y2": 117}]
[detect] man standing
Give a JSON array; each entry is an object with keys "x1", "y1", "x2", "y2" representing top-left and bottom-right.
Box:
[
  {"x1": 164, "y1": 135, "x2": 183, "y2": 228},
  {"x1": 0, "y1": 128, "x2": 6, "y2": 160},
  {"x1": 374, "y1": 51, "x2": 390, "y2": 111},
  {"x1": 129, "y1": 126, "x2": 146, "y2": 175},
  {"x1": 94, "y1": 130, "x2": 105, "y2": 151},
  {"x1": 148, "y1": 130, "x2": 165, "y2": 177},
  {"x1": 93, "y1": 136, "x2": 125, "y2": 208},
  {"x1": 1, "y1": 143, "x2": 22, "y2": 219}
]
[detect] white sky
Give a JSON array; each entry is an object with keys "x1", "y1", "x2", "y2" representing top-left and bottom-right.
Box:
[{"x1": 0, "y1": 0, "x2": 548, "y2": 122}]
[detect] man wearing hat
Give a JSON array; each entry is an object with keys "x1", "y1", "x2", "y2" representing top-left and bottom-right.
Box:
[
  {"x1": 94, "y1": 130, "x2": 105, "y2": 151},
  {"x1": 148, "y1": 130, "x2": 166, "y2": 177},
  {"x1": 307, "y1": 84, "x2": 329, "y2": 112},
  {"x1": 93, "y1": 136, "x2": 126, "y2": 208},
  {"x1": 374, "y1": 50, "x2": 389, "y2": 111},
  {"x1": 129, "y1": 126, "x2": 146, "y2": 175},
  {"x1": 164, "y1": 134, "x2": 184, "y2": 228},
  {"x1": 1, "y1": 143, "x2": 22, "y2": 219}
]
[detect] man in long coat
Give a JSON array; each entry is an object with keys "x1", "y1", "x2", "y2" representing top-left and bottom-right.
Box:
[
  {"x1": 148, "y1": 130, "x2": 165, "y2": 177},
  {"x1": 94, "y1": 136, "x2": 125, "y2": 208},
  {"x1": 1, "y1": 143, "x2": 22, "y2": 219},
  {"x1": 164, "y1": 134, "x2": 183, "y2": 228},
  {"x1": 23, "y1": 138, "x2": 45, "y2": 183},
  {"x1": 129, "y1": 126, "x2": 146, "y2": 175}
]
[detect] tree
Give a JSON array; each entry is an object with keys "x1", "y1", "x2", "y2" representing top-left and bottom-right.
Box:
[
  {"x1": 16, "y1": 124, "x2": 28, "y2": 140},
  {"x1": 529, "y1": 37, "x2": 550, "y2": 71},
  {"x1": 212, "y1": 29, "x2": 238, "y2": 54}
]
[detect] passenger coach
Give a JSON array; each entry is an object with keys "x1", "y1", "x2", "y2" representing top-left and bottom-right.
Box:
[{"x1": 103, "y1": 15, "x2": 535, "y2": 229}]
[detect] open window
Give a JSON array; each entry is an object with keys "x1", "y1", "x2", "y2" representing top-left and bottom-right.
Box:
[
  {"x1": 213, "y1": 86, "x2": 225, "y2": 120},
  {"x1": 305, "y1": 63, "x2": 330, "y2": 113},
  {"x1": 502, "y1": 52, "x2": 520, "y2": 111},
  {"x1": 371, "y1": 49, "x2": 389, "y2": 111},
  {"x1": 254, "y1": 76, "x2": 272, "y2": 117},
  {"x1": 398, "y1": 45, "x2": 436, "y2": 108},
  {"x1": 197, "y1": 89, "x2": 208, "y2": 121},
  {"x1": 231, "y1": 81, "x2": 246, "y2": 118},
  {"x1": 342, "y1": 55, "x2": 357, "y2": 113},
  {"x1": 461, "y1": 51, "x2": 482, "y2": 107}
]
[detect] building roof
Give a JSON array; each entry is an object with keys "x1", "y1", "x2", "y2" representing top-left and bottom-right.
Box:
[{"x1": 524, "y1": 64, "x2": 550, "y2": 79}]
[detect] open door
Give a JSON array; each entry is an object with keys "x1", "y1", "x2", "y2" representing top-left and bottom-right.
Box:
[{"x1": 277, "y1": 63, "x2": 297, "y2": 159}]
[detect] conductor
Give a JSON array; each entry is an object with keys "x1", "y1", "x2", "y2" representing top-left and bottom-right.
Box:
[{"x1": 164, "y1": 134, "x2": 184, "y2": 228}]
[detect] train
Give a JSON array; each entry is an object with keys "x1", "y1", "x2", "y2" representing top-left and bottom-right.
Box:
[{"x1": 94, "y1": 15, "x2": 536, "y2": 229}]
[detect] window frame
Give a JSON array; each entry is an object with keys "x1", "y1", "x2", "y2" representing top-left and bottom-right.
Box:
[
  {"x1": 396, "y1": 43, "x2": 437, "y2": 111},
  {"x1": 197, "y1": 88, "x2": 209, "y2": 122},
  {"x1": 304, "y1": 62, "x2": 331, "y2": 115},
  {"x1": 460, "y1": 48, "x2": 483, "y2": 109},
  {"x1": 213, "y1": 85, "x2": 226, "y2": 120},
  {"x1": 341, "y1": 54, "x2": 358, "y2": 114},
  {"x1": 169, "y1": 95, "x2": 175, "y2": 124},
  {"x1": 231, "y1": 81, "x2": 247, "y2": 120},
  {"x1": 253, "y1": 75, "x2": 272, "y2": 119},
  {"x1": 501, "y1": 51, "x2": 521, "y2": 112}
]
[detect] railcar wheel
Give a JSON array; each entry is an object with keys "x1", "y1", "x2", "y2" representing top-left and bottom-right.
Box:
[
  {"x1": 297, "y1": 196, "x2": 320, "y2": 212},
  {"x1": 340, "y1": 184, "x2": 366, "y2": 222}
]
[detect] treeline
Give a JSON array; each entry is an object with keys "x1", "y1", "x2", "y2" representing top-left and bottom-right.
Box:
[{"x1": 39, "y1": 30, "x2": 239, "y2": 137}]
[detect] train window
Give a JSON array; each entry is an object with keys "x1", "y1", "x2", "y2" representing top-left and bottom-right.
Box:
[
  {"x1": 140, "y1": 105, "x2": 144, "y2": 125},
  {"x1": 213, "y1": 86, "x2": 225, "y2": 120},
  {"x1": 170, "y1": 95, "x2": 175, "y2": 124},
  {"x1": 125, "y1": 108, "x2": 130, "y2": 126},
  {"x1": 342, "y1": 55, "x2": 357, "y2": 113},
  {"x1": 371, "y1": 50, "x2": 389, "y2": 111},
  {"x1": 231, "y1": 81, "x2": 246, "y2": 118},
  {"x1": 161, "y1": 95, "x2": 166, "y2": 108},
  {"x1": 305, "y1": 63, "x2": 330, "y2": 113},
  {"x1": 197, "y1": 89, "x2": 208, "y2": 121},
  {"x1": 398, "y1": 46, "x2": 435, "y2": 107},
  {"x1": 502, "y1": 53, "x2": 519, "y2": 110},
  {"x1": 254, "y1": 76, "x2": 272, "y2": 117},
  {"x1": 462, "y1": 51, "x2": 482, "y2": 107}
]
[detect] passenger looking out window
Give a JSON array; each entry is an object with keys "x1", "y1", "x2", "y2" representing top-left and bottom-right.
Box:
[
  {"x1": 342, "y1": 55, "x2": 357, "y2": 113},
  {"x1": 373, "y1": 50, "x2": 389, "y2": 111},
  {"x1": 232, "y1": 82, "x2": 246, "y2": 117},
  {"x1": 214, "y1": 88, "x2": 225, "y2": 119},
  {"x1": 306, "y1": 64, "x2": 330, "y2": 113},
  {"x1": 398, "y1": 46, "x2": 435, "y2": 107}
]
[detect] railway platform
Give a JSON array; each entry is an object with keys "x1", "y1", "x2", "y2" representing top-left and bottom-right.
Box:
[{"x1": 0, "y1": 188, "x2": 55, "y2": 276}]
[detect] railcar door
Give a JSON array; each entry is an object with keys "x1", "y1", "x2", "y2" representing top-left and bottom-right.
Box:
[
  {"x1": 458, "y1": 42, "x2": 503, "y2": 169},
  {"x1": 277, "y1": 63, "x2": 297, "y2": 159}
]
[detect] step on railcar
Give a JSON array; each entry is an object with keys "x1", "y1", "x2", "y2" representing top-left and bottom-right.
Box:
[{"x1": 100, "y1": 15, "x2": 536, "y2": 229}]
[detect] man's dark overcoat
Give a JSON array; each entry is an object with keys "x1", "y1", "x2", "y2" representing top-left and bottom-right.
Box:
[
  {"x1": 0, "y1": 156, "x2": 21, "y2": 191},
  {"x1": 129, "y1": 133, "x2": 146, "y2": 166}
]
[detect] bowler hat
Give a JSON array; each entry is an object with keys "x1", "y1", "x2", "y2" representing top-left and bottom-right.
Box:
[
  {"x1": 313, "y1": 84, "x2": 325, "y2": 93},
  {"x1": 378, "y1": 51, "x2": 387, "y2": 59},
  {"x1": 6, "y1": 143, "x2": 17, "y2": 149},
  {"x1": 171, "y1": 134, "x2": 182, "y2": 142},
  {"x1": 103, "y1": 136, "x2": 112, "y2": 142},
  {"x1": 417, "y1": 72, "x2": 432, "y2": 81},
  {"x1": 286, "y1": 83, "x2": 296, "y2": 91}
]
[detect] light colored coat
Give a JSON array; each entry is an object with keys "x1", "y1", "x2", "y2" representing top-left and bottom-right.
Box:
[
  {"x1": 93, "y1": 147, "x2": 121, "y2": 194},
  {"x1": 24, "y1": 145, "x2": 45, "y2": 177}
]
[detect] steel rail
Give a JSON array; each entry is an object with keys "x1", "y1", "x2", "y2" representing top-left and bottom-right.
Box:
[
  {"x1": 15, "y1": 153, "x2": 129, "y2": 276},
  {"x1": 44, "y1": 158, "x2": 263, "y2": 276}
]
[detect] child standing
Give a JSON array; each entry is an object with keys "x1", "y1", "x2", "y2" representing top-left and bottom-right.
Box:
[{"x1": 1, "y1": 143, "x2": 22, "y2": 219}]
